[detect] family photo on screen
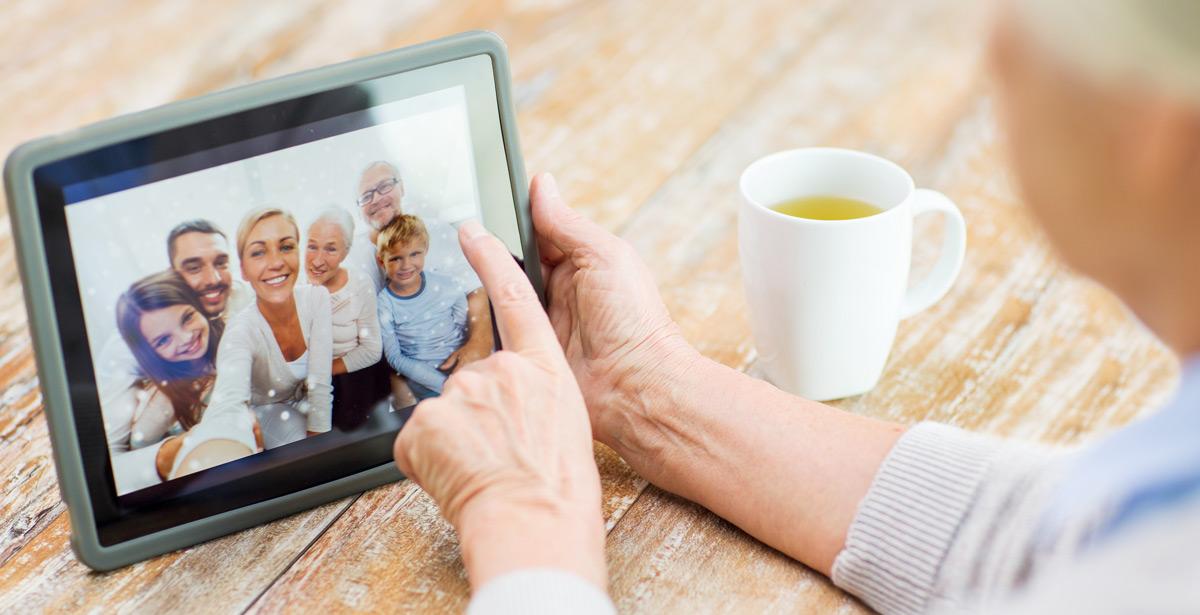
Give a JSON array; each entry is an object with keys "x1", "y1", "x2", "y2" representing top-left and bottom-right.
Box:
[{"x1": 66, "y1": 88, "x2": 495, "y2": 495}]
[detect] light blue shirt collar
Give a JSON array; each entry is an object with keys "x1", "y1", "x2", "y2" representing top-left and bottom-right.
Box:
[{"x1": 1042, "y1": 354, "x2": 1200, "y2": 543}]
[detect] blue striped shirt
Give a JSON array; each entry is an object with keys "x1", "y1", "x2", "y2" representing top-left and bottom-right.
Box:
[{"x1": 377, "y1": 271, "x2": 469, "y2": 394}]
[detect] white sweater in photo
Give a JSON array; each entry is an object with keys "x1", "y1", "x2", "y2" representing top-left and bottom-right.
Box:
[
  {"x1": 328, "y1": 268, "x2": 383, "y2": 372},
  {"x1": 202, "y1": 284, "x2": 334, "y2": 445},
  {"x1": 96, "y1": 280, "x2": 252, "y2": 493}
]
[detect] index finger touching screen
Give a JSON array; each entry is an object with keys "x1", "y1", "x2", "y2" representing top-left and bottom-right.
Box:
[{"x1": 458, "y1": 220, "x2": 557, "y2": 355}]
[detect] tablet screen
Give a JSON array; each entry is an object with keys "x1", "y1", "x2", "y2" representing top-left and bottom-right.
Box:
[{"x1": 32, "y1": 54, "x2": 521, "y2": 543}]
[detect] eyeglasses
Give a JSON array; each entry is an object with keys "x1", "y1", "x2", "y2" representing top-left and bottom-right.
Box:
[{"x1": 357, "y1": 178, "x2": 400, "y2": 207}]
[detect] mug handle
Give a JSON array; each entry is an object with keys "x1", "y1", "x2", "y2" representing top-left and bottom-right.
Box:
[{"x1": 899, "y1": 189, "x2": 966, "y2": 319}]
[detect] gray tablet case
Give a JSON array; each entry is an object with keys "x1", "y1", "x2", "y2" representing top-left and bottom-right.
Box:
[{"x1": 3, "y1": 31, "x2": 534, "y2": 571}]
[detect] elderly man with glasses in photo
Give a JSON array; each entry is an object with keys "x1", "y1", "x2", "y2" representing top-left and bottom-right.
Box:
[{"x1": 346, "y1": 161, "x2": 495, "y2": 377}]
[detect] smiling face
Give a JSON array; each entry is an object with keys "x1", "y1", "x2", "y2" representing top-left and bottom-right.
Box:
[
  {"x1": 380, "y1": 238, "x2": 427, "y2": 295},
  {"x1": 170, "y1": 231, "x2": 234, "y2": 316},
  {"x1": 357, "y1": 164, "x2": 404, "y2": 232},
  {"x1": 138, "y1": 303, "x2": 211, "y2": 363},
  {"x1": 305, "y1": 219, "x2": 349, "y2": 286},
  {"x1": 240, "y1": 214, "x2": 300, "y2": 304}
]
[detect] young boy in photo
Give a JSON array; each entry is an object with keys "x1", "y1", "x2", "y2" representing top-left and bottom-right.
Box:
[{"x1": 375, "y1": 214, "x2": 470, "y2": 401}]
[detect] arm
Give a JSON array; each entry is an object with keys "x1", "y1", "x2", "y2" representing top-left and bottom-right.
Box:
[
  {"x1": 377, "y1": 295, "x2": 448, "y2": 393},
  {"x1": 338, "y1": 275, "x2": 383, "y2": 373},
  {"x1": 440, "y1": 288, "x2": 494, "y2": 372},
  {"x1": 463, "y1": 287, "x2": 494, "y2": 355},
  {"x1": 389, "y1": 350, "x2": 449, "y2": 393},
  {"x1": 601, "y1": 351, "x2": 904, "y2": 575},
  {"x1": 530, "y1": 173, "x2": 901, "y2": 574},
  {"x1": 111, "y1": 441, "x2": 165, "y2": 493},
  {"x1": 610, "y1": 361, "x2": 1072, "y2": 611},
  {"x1": 831, "y1": 423, "x2": 1069, "y2": 613},
  {"x1": 528, "y1": 173, "x2": 1079, "y2": 612},
  {"x1": 305, "y1": 288, "x2": 334, "y2": 433},
  {"x1": 181, "y1": 321, "x2": 259, "y2": 460},
  {"x1": 205, "y1": 323, "x2": 255, "y2": 423},
  {"x1": 102, "y1": 373, "x2": 168, "y2": 492}
]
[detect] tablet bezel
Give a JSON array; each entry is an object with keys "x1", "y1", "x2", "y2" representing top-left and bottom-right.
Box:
[{"x1": 2, "y1": 31, "x2": 538, "y2": 571}]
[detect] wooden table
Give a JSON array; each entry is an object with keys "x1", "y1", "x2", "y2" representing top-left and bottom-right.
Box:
[{"x1": 0, "y1": 1, "x2": 1179, "y2": 612}]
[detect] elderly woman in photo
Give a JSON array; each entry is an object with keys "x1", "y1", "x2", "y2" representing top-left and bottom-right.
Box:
[
  {"x1": 306, "y1": 208, "x2": 382, "y2": 375},
  {"x1": 103, "y1": 271, "x2": 223, "y2": 493},
  {"x1": 306, "y1": 208, "x2": 387, "y2": 428},
  {"x1": 200, "y1": 207, "x2": 334, "y2": 451}
]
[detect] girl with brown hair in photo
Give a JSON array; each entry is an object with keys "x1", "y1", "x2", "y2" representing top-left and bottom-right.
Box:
[{"x1": 106, "y1": 270, "x2": 223, "y2": 492}]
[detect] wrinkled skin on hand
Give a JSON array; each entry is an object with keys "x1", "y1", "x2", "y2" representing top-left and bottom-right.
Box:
[
  {"x1": 392, "y1": 216, "x2": 606, "y2": 588},
  {"x1": 391, "y1": 174, "x2": 702, "y2": 591},
  {"x1": 531, "y1": 174, "x2": 697, "y2": 449},
  {"x1": 394, "y1": 348, "x2": 599, "y2": 529}
]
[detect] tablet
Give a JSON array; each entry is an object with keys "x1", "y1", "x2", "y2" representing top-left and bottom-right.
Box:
[{"x1": 2, "y1": 31, "x2": 539, "y2": 571}]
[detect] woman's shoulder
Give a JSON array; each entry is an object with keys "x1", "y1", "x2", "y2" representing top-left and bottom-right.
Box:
[
  {"x1": 225, "y1": 300, "x2": 264, "y2": 329},
  {"x1": 225, "y1": 279, "x2": 255, "y2": 316},
  {"x1": 222, "y1": 304, "x2": 255, "y2": 333},
  {"x1": 217, "y1": 305, "x2": 264, "y2": 351}
]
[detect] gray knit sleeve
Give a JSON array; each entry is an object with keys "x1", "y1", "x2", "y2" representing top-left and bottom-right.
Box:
[{"x1": 831, "y1": 422, "x2": 1073, "y2": 614}]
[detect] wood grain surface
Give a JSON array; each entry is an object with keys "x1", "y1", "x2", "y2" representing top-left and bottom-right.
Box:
[{"x1": 0, "y1": 0, "x2": 1178, "y2": 613}]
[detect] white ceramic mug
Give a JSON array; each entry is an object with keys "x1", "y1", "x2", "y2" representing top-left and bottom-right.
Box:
[{"x1": 738, "y1": 148, "x2": 966, "y2": 400}]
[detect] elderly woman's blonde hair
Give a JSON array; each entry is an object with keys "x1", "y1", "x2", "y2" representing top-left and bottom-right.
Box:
[
  {"x1": 1015, "y1": 0, "x2": 1200, "y2": 104},
  {"x1": 236, "y1": 207, "x2": 300, "y2": 258}
]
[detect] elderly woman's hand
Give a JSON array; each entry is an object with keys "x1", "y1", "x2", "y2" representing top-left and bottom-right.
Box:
[
  {"x1": 392, "y1": 220, "x2": 606, "y2": 591},
  {"x1": 529, "y1": 174, "x2": 904, "y2": 577},
  {"x1": 530, "y1": 174, "x2": 700, "y2": 455}
]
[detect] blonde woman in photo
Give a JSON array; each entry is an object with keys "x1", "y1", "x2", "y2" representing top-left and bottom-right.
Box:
[{"x1": 193, "y1": 207, "x2": 333, "y2": 460}]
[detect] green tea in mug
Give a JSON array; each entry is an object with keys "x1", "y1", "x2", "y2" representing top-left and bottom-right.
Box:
[{"x1": 771, "y1": 195, "x2": 883, "y2": 220}]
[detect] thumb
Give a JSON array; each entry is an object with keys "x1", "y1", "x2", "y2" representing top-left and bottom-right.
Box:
[{"x1": 531, "y1": 173, "x2": 614, "y2": 257}]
